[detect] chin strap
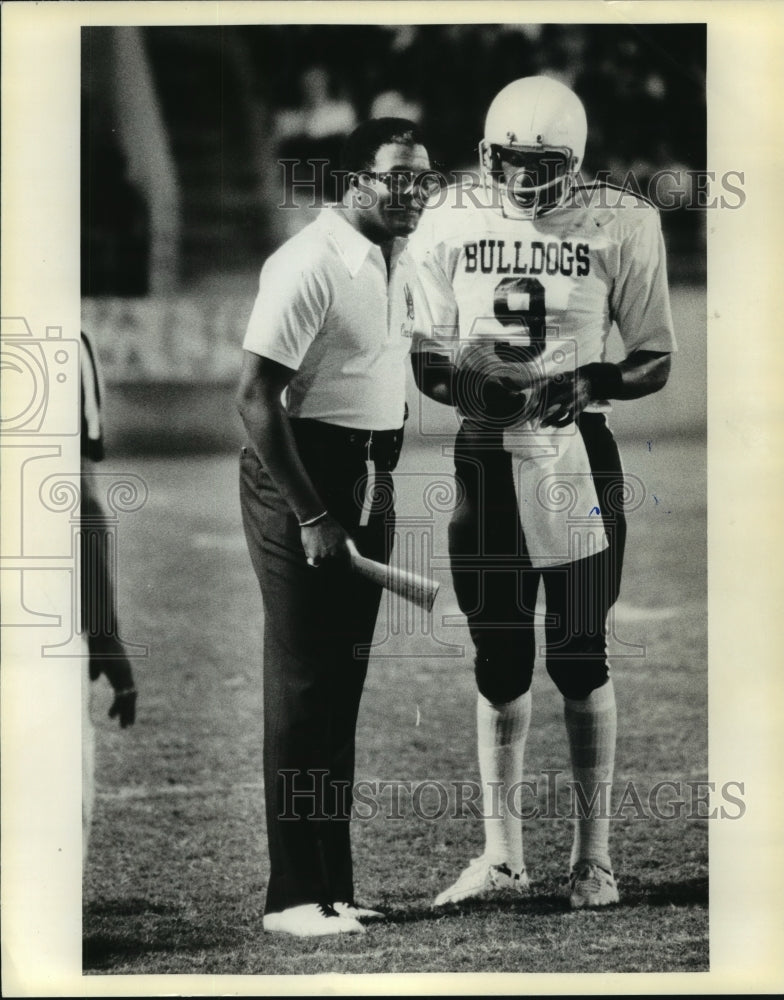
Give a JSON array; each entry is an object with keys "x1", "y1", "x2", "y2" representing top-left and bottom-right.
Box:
[{"x1": 498, "y1": 175, "x2": 573, "y2": 221}]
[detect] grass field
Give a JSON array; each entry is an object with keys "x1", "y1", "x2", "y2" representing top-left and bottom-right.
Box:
[{"x1": 83, "y1": 417, "x2": 708, "y2": 977}]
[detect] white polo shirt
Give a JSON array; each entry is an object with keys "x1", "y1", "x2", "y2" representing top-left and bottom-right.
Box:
[{"x1": 243, "y1": 207, "x2": 421, "y2": 430}]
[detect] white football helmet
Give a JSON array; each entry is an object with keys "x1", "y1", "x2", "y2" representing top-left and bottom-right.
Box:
[{"x1": 480, "y1": 75, "x2": 587, "y2": 219}]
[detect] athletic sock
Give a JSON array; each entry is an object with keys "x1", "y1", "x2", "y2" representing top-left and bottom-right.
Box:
[
  {"x1": 476, "y1": 690, "x2": 532, "y2": 872},
  {"x1": 564, "y1": 678, "x2": 617, "y2": 872}
]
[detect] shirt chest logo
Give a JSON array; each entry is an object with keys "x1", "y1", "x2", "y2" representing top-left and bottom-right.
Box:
[{"x1": 404, "y1": 282, "x2": 415, "y2": 321}]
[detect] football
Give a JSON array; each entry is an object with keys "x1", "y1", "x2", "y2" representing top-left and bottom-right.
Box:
[{"x1": 453, "y1": 339, "x2": 541, "y2": 425}]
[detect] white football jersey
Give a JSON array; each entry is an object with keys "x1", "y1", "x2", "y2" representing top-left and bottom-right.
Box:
[
  {"x1": 408, "y1": 181, "x2": 677, "y2": 414},
  {"x1": 408, "y1": 181, "x2": 678, "y2": 567}
]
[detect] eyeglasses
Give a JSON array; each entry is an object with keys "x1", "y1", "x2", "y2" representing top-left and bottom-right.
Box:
[{"x1": 362, "y1": 170, "x2": 443, "y2": 200}]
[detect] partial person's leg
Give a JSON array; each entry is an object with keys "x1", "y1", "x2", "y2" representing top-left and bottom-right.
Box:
[
  {"x1": 241, "y1": 440, "x2": 383, "y2": 926},
  {"x1": 240, "y1": 447, "x2": 357, "y2": 917},
  {"x1": 80, "y1": 472, "x2": 132, "y2": 678},
  {"x1": 317, "y1": 465, "x2": 393, "y2": 911},
  {"x1": 543, "y1": 413, "x2": 626, "y2": 906},
  {"x1": 436, "y1": 424, "x2": 537, "y2": 903},
  {"x1": 82, "y1": 636, "x2": 95, "y2": 864}
]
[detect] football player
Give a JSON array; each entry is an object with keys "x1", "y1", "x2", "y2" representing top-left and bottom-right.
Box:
[{"x1": 409, "y1": 76, "x2": 676, "y2": 908}]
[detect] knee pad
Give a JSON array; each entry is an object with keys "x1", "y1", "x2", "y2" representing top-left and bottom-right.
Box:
[
  {"x1": 546, "y1": 640, "x2": 609, "y2": 701},
  {"x1": 474, "y1": 650, "x2": 533, "y2": 704}
]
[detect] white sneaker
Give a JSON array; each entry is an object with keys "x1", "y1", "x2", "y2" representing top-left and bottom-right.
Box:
[
  {"x1": 262, "y1": 902, "x2": 366, "y2": 936},
  {"x1": 333, "y1": 901, "x2": 385, "y2": 921},
  {"x1": 433, "y1": 856, "x2": 530, "y2": 907},
  {"x1": 568, "y1": 862, "x2": 620, "y2": 909}
]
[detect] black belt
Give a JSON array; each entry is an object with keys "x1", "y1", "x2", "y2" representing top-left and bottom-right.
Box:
[{"x1": 290, "y1": 418, "x2": 405, "y2": 471}]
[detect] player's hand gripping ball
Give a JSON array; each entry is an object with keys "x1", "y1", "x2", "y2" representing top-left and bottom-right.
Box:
[
  {"x1": 540, "y1": 368, "x2": 593, "y2": 427},
  {"x1": 453, "y1": 340, "x2": 540, "y2": 426}
]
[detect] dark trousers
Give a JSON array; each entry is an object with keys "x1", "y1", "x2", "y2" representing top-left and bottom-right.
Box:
[
  {"x1": 449, "y1": 413, "x2": 627, "y2": 704},
  {"x1": 239, "y1": 419, "x2": 399, "y2": 915}
]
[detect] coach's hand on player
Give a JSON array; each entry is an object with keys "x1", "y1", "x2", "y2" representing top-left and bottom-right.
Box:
[
  {"x1": 301, "y1": 513, "x2": 351, "y2": 569},
  {"x1": 540, "y1": 369, "x2": 593, "y2": 428}
]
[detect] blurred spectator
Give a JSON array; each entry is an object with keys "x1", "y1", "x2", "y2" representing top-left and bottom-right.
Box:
[
  {"x1": 369, "y1": 89, "x2": 423, "y2": 123},
  {"x1": 275, "y1": 65, "x2": 357, "y2": 142},
  {"x1": 275, "y1": 66, "x2": 358, "y2": 202},
  {"x1": 81, "y1": 134, "x2": 150, "y2": 297}
]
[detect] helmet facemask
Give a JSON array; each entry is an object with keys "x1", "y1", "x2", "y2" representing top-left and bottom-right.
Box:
[{"x1": 480, "y1": 141, "x2": 576, "y2": 220}]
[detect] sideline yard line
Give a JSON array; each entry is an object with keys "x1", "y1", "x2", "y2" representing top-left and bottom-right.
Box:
[{"x1": 97, "y1": 780, "x2": 265, "y2": 800}]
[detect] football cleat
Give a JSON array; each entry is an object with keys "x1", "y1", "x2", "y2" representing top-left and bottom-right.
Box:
[
  {"x1": 333, "y1": 901, "x2": 386, "y2": 921},
  {"x1": 433, "y1": 855, "x2": 530, "y2": 907},
  {"x1": 262, "y1": 902, "x2": 366, "y2": 937},
  {"x1": 568, "y1": 862, "x2": 620, "y2": 909}
]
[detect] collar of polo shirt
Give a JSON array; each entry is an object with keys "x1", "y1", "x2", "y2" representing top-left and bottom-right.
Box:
[{"x1": 319, "y1": 206, "x2": 405, "y2": 278}]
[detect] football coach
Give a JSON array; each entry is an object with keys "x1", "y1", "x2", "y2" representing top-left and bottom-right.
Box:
[{"x1": 236, "y1": 118, "x2": 437, "y2": 938}]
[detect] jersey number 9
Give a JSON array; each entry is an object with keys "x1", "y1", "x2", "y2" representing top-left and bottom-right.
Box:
[{"x1": 493, "y1": 277, "x2": 546, "y2": 361}]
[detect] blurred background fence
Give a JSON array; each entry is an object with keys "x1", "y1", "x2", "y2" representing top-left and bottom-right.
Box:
[{"x1": 80, "y1": 22, "x2": 706, "y2": 454}]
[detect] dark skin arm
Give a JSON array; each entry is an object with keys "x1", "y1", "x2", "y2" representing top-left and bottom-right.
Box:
[
  {"x1": 411, "y1": 349, "x2": 672, "y2": 424},
  {"x1": 540, "y1": 350, "x2": 672, "y2": 426},
  {"x1": 236, "y1": 351, "x2": 350, "y2": 566},
  {"x1": 411, "y1": 350, "x2": 457, "y2": 407}
]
